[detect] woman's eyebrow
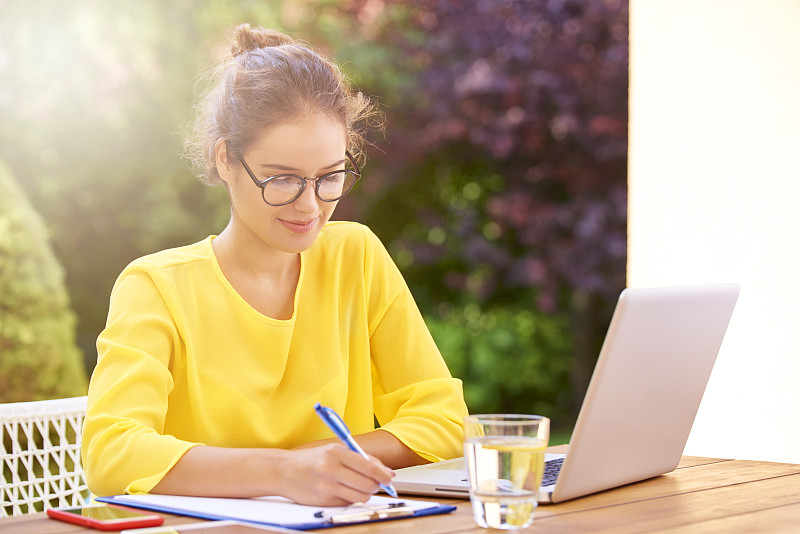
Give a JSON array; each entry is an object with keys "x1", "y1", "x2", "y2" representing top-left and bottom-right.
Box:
[{"x1": 258, "y1": 159, "x2": 346, "y2": 173}]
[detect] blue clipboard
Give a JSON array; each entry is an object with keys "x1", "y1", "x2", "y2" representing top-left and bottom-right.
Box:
[{"x1": 96, "y1": 494, "x2": 456, "y2": 530}]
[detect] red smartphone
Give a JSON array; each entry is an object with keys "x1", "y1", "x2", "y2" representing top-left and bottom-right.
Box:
[{"x1": 46, "y1": 503, "x2": 164, "y2": 531}]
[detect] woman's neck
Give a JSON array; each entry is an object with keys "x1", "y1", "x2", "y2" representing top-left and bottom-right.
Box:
[
  {"x1": 213, "y1": 223, "x2": 299, "y2": 281},
  {"x1": 211, "y1": 224, "x2": 301, "y2": 320}
]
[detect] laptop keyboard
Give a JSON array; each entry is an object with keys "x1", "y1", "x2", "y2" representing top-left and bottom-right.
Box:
[{"x1": 542, "y1": 457, "x2": 564, "y2": 487}]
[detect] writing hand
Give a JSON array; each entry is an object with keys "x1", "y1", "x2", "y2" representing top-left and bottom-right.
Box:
[{"x1": 276, "y1": 443, "x2": 395, "y2": 506}]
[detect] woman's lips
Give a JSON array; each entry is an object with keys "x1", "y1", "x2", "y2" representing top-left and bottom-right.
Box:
[{"x1": 280, "y1": 218, "x2": 317, "y2": 234}]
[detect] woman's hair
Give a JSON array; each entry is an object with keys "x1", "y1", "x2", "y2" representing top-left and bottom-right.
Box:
[{"x1": 185, "y1": 24, "x2": 383, "y2": 186}]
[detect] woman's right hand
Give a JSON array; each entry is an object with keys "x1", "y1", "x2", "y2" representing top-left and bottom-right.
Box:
[{"x1": 275, "y1": 443, "x2": 395, "y2": 506}]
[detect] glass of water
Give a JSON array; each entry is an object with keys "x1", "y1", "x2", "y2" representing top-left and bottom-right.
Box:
[{"x1": 464, "y1": 414, "x2": 550, "y2": 530}]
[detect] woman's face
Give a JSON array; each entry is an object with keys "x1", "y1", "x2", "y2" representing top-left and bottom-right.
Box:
[{"x1": 218, "y1": 116, "x2": 348, "y2": 255}]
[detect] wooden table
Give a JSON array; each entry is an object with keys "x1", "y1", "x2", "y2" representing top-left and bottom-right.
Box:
[{"x1": 3, "y1": 454, "x2": 800, "y2": 533}]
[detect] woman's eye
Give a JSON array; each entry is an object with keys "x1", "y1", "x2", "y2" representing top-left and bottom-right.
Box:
[
  {"x1": 322, "y1": 173, "x2": 344, "y2": 183},
  {"x1": 268, "y1": 177, "x2": 302, "y2": 191}
]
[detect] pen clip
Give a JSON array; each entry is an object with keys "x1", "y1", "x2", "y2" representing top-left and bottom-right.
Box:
[
  {"x1": 314, "y1": 403, "x2": 361, "y2": 451},
  {"x1": 315, "y1": 403, "x2": 351, "y2": 438}
]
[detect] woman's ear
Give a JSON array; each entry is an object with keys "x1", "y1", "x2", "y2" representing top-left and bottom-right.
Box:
[{"x1": 214, "y1": 140, "x2": 235, "y2": 184}]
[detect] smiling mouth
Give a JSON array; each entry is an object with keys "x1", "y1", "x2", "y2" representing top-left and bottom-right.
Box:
[{"x1": 281, "y1": 218, "x2": 317, "y2": 233}]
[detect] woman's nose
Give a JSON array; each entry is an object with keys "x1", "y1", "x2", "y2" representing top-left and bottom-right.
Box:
[{"x1": 293, "y1": 180, "x2": 319, "y2": 212}]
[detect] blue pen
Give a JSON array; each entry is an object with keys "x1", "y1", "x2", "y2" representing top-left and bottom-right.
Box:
[{"x1": 313, "y1": 402, "x2": 398, "y2": 498}]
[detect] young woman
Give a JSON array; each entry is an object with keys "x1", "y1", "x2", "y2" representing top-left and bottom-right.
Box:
[{"x1": 81, "y1": 24, "x2": 468, "y2": 507}]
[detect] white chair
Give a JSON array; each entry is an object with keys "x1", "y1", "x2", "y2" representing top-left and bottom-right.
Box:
[{"x1": 1, "y1": 396, "x2": 89, "y2": 516}]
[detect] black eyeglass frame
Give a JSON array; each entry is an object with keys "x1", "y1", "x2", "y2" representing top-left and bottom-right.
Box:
[{"x1": 233, "y1": 149, "x2": 361, "y2": 206}]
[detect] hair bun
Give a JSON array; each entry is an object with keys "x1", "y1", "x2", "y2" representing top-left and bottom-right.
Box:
[{"x1": 231, "y1": 24, "x2": 294, "y2": 56}]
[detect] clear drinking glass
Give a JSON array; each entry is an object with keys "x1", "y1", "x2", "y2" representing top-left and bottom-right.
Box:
[{"x1": 464, "y1": 414, "x2": 550, "y2": 530}]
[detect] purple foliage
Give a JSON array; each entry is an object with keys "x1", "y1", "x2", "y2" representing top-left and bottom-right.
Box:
[{"x1": 343, "y1": 0, "x2": 629, "y2": 312}]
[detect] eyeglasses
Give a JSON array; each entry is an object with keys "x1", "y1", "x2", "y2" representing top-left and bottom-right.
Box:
[{"x1": 234, "y1": 150, "x2": 361, "y2": 206}]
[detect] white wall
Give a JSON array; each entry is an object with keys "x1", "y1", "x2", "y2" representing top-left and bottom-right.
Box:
[{"x1": 629, "y1": 0, "x2": 800, "y2": 463}]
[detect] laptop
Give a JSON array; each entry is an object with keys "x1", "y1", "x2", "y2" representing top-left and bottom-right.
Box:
[{"x1": 393, "y1": 283, "x2": 740, "y2": 504}]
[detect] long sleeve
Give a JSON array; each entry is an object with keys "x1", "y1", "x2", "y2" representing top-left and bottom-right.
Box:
[
  {"x1": 361, "y1": 228, "x2": 468, "y2": 461},
  {"x1": 83, "y1": 266, "x2": 200, "y2": 496}
]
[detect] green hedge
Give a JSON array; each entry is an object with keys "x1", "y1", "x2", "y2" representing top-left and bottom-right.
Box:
[
  {"x1": 0, "y1": 161, "x2": 86, "y2": 402},
  {"x1": 427, "y1": 301, "x2": 572, "y2": 427}
]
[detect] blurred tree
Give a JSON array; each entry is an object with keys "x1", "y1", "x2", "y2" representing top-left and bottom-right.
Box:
[
  {"x1": 0, "y1": 0, "x2": 283, "y2": 369},
  {"x1": 0, "y1": 160, "x2": 87, "y2": 402}
]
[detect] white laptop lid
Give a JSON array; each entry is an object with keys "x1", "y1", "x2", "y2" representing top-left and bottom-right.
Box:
[{"x1": 393, "y1": 283, "x2": 740, "y2": 503}]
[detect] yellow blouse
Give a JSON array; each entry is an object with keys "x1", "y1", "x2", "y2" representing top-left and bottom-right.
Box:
[{"x1": 82, "y1": 221, "x2": 467, "y2": 496}]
